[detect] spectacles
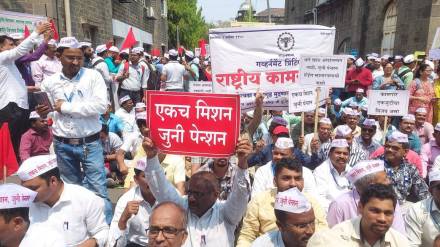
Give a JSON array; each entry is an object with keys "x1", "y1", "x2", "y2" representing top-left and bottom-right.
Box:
[
  {"x1": 283, "y1": 220, "x2": 315, "y2": 229},
  {"x1": 147, "y1": 226, "x2": 186, "y2": 239}
]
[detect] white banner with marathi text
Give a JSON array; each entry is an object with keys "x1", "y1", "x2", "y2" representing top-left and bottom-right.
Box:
[
  {"x1": 209, "y1": 25, "x2": 335, "y2": 93},
  {"x1": 367, "y1": 90, "x2": 409, "y2": 116}
]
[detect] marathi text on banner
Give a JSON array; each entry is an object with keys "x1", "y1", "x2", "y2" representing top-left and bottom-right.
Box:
[
  {"x1": 288, "y1": 88, "x2": 319, "y2": 113},
  {"x1": 367, "y1": 90, "x2": 409, "y2": 116},
  {"x1": 299, "y1": 55, "x2": 347, "y2": 88},
  {"x1": 209, "y1": 25, "x2": 335, "y2": 93},
  {"x1": 146, "y1": 91, "x2": 241, "y2": 158}
]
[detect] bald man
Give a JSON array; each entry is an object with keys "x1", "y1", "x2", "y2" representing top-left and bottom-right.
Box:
[{"x1": 148, "y1": 201, "x2": 188, "y2": 247}]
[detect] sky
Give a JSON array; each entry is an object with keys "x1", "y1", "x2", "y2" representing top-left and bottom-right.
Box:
[{"x1": 197, "y1": 0, "x2": 285, "y2": 23}]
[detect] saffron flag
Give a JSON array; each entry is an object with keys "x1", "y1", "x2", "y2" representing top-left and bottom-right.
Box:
[
  {"x1": 49, "y1": 19, "x2": 59, "y2": 40},
  {"x1": 0, "y1": 123, "x2": 19, "y2": 181},
  {"x1": 24, "y1": 25, "x2": 30, "y2": 38},
  {"x1": 120, "y1": 27, "x2": 137, "y2": 51}
]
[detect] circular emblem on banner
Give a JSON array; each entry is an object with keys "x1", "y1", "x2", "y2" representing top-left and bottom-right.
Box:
[{"x1": 277, "y1": 32, "x2": 295, "y2": 52}]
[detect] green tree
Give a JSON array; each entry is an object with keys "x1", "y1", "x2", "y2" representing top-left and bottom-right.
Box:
[{"x1": 168, "y1": 0, "x2": 209, "y2": 49}]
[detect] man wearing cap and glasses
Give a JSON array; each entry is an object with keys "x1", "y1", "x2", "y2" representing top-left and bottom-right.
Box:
[
  {"x1": 327, "y1": 160, "x2": 406, "y2": 234},
  {"x1": 414, "y1": 108, "x2": 434, "y2": 145},
  {"x1": 250, "y1": 188, "x2": 317, "y2": 247},
  {"x1": 424, "y1": 123, "x2": 440, "y2": 173},
  {"x1": 35, "y1": 36, "x2": 112, "y2": 223},
  {"x1": 147, "y1": 201, "x2": 188, "y2": 247},
  {"x1": 17, "y1": 155, "x2": 109, "y2": 246},
  {"x1": 309, "y1": 184, "x2": 409, "y2": 246},
  {"x1": 0, "y1": 183, "x2": 65, "y2": 247},
  {"x1": 108, "y1": 159, "x2": 157, "y2": 247},
  {"x1": 19, "y1": 111, "x2": 53, "y2": 162},
  {"x1": 341, "y1": 88, "x2": 369, "y2": 110},
  {"x1": 405, "y1": 169, "x2": 440, "y2": 246},
  {"x1": 115, "y1": 47, "x2": 149, "y2": 104},
  {"x1": 238, "y1": 158, "x2": 327, "y2": 247},
  {"x1": 344, "y1": 58, "x2": 373, "y2": 100},
  {"x1": 379, "y1": 131, "x2": 429, "y2": 210},
  {"x1": 356, "y1": 118, "x2": 381, "y2": 156},
  {"x1": 391, "y1": 114, "x2": 422, "y2": 154}
]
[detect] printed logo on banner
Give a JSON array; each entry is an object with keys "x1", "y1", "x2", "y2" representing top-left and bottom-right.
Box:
[
  {"x1": 277, "y1": 32, "x2": 295, "y2": 52},
  {"x1": 146, "y1": 91, "x2": 241, "y2": 158}
]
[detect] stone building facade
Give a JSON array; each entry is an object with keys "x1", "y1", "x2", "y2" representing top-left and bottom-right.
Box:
[
  {"x1": 0, "y1": 0, "x2": 168, "y2": 52},
  {"x1": 285, "y1": 0, "x2": 440, "y2": 57}
]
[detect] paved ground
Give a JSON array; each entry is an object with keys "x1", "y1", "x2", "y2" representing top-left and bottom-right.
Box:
[{"x1": 5, "y1": 175, "x2": 126, "y2": 207}]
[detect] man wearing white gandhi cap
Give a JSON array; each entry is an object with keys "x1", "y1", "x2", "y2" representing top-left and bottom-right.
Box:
[
  {"x1": 327, "y1": 160, "x2": 406, "y2": 234},
  {"x1": 251, "y1": 188, "x2": 316, "y2": 247},
  {"x1": 17, "y1": 155, "x2": 109, "y2": 247},
  {"x1": 0, "y1": 183, "x2": 65, "y2": 247},
  {"x1": 405, "y1": 169, "x2": 440, "y2": 246},
  {"x1": 252, "y1": 137, "x2": 317, "y2": 197}
]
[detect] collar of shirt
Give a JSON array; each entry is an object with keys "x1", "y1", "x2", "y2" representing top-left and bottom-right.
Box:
[
  {"x1": 351, "y1": 217, "x2": 390, "y2": 245},
  {"x1": 60, "y1": 67, "x2": 85, "y2": 82},
  {"x1": 28, "y1": 128, "x2": 48, "y2": 136}
]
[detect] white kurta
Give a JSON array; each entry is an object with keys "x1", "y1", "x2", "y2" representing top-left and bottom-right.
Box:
[
  {"x1": 20, "y1": 222, "x2": 66, "y2": 247},
  {"x1": 251, "y1": 230, "x2": 285, "y2": 247},
  {"x1": 405, "y1": 197, "x2": 440, "y2": 247},
  {"x1": 29, "y1": 183, "x2": 109, "y2": 247}
]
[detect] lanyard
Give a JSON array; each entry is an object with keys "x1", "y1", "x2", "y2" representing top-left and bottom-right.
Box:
[
  {"x1": 330, "y1": 163, "x2": 349, "y2": 189},
  {"x1": 430, "y1": 198, "x2": 440, "y2": 231}
]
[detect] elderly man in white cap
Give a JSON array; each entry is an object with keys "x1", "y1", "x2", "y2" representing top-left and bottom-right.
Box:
[
  {"x1": 161, "y1": 49, "x2": 187, "y2": 91},
  {"x1": 398, "y1": 54, "x2": 416, "y2": 88},
  {"x1": 115, "y1": 95, "x2": 138, "y2": 138},
  {"x1": 238, "y1": 157, "x2": 327, "y2": 247},
  {"x1": 380, "y1": 131, "x2": 429, "y2": 210},
  {"x1": 327, "y1": 160, "x2": 406, "y2": 234},
  {"x1": 31, "y1": 38, "x2": 62, "y2": 85},
  {"x1": 343, "y1": 107, "x2": 362, "y2": 137},
  {"x1": 115, "y1": 47, "x2": 149, "y2": 104},
  {"x1": 0, "y1": 183, "x2": 65, "y2": 247},
  {"x1": 414, "y1": 107, "x2": 434, "y2": 144},
  {"x1": 17, "y1": 155, "x2": 109, "y2": 246},
  {"x1": 341, "y1": 88, "x2": 369, "y2": 110},
  {"x1": 108, "y1": 159, "x2": 157, "y2": 247},
  {"x1": 250, "y1": 188, "x2": 317, "y2": 247},
  {"x1": 344, "y1": 57, "x2": 373, "y2": 99},
  {"x1": 35, "y1": 36, "x2": 112, "y2": 223},
  {"x1": 92, "y1": 44, "x2": 112, "y2": 87},
  {"x1": 19, "y1": 111, "x2": 53, "y2": 161},
  {"x1": 314, "y1": 139, "x2": 352, "y2": 211},
  {"x1": 309, "y1": 184, "x2": 409, "y2": 246},
  {"x1": 422, "y1": 123, "x2": 440, "y2": 173},
  {"x1": 405, "y1": 169, "x2": 440, "y2": 246},
  {"x1": 318, "y1": 125, "x2": 368, "y2": 168},
  {"x1": 302, "y1": 118, "x2": 332, "y2": 156},
  {"x1": 252, "y1": 137, "x2": 317, "y2": 197},
  {"x1": 105, "y1": 45, "x2": 121, "y2": 74},
  {"x1": 357, "y1": 118, "x2": 381, "y2": 156}
]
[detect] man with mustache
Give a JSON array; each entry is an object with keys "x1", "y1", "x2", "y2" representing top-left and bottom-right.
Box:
[
  {"x1": 356, "y1": 119, "x2": 381, "y2": 156},
  {"x1": 250, "y1": 188, "x2": 316, "y2": 247},
  {"x1": 308, "y1": 184, "x2": 409, "y2": 246}
]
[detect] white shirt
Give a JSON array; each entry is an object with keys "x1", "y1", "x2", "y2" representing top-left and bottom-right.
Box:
[
  {"x1": 120, "y1": 133, "x2": 143, "y2": 155},
  {"x1": 20, "y1": 222, "x2": 66, "y2": 247},
  {"x1": 302, "y1": 133, "x2": 331, "y2": 156},
  {"x1": 162, "y1": 61, "x2": 186, "y2": 90},
  {"x1": 31, "y1": 54, "x2": 62, "y2": 85},
  {"x1": 117, "y1": 62, "x2": 149, "y2": 91},
  {"x1": 145, "y1": 155, "x2": 250, "y2": 247},
  {"x1": 102, "y1": 132, "x2": 123, "y2": 154},
  {"x1": 251, "y1": 161, "x2": 317, "y2": 197},
  {"x1": 41, "y1": 68, "x2": 107, "y2": 138},
  {"x1": 251, "y1": 230, "x2": 284, "y2": 247},
  {"x1": 115, "y1": 107, "x2": 138, "y2": 136},
  {"x1": 372, "y1": 67, "x2": 384, "y2": 79},
  {"x1": 314, "y1": 159, "x2": 351, "y2": 211},
  {"x1": 29, "y1": 183, "x2": 109, "y2": 247},
  {"x1": 0, "y1": 31, "x2": 39, "y2": 110},
  {"x1": 108, "y1": 186, "x2": 155, "y2": 247},
  {"x1": 92, "y1": 56, "x2": 112, "y2": 85},
  {"x1": 405, "y1": 197, "x2": 440, "y2": 247}
]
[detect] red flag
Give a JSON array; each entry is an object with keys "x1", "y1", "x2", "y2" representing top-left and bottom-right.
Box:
[
  {"x1": 49, "y1": 19, "x2": 59, "y2": 40},
  {"x1": 178, "y1": 46, "x2": 184, "y2": 56},
  {"x1": 106, "y1": 40, "x2": 113, "y2": 50},
  {"x1": 151, "y1": 48, "x2": 161, "y2": 57},
  {"x1": 24, "y1": 25, "x2": 30, "y2": 38},
  {"x1": 0, "y1": 123, "x2": 18, "y2": 181},
  {"x1": 199, "y1": 39, "x2": 207, "y2": 57},
  {"x1": 120, "y1": 27, "x2": 137, "y2": 51}
]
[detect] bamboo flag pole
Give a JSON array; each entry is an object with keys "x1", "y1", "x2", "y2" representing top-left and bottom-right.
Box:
[
  {"x1": 314, "y1": 87, "x2": 321, "y2": 135},
  {"x1": 383, "y1": 116, "x2": 388, "y2": 145}
]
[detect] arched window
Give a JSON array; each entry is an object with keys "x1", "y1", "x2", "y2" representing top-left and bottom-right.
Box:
[{"x1": 381, "y1": 1, "x2": 397, "y2": 55}]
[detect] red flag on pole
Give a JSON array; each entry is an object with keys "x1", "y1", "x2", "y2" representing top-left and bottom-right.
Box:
[
  {"x1": 120, "y1": 27, "x2": 137, "y2": 51},
  {"x1": 199, "y1": 39, "x2": 207, "y2": 57},
  {"x1": 178, "y1": 46, "x2": 184, "y2": 56},
  {"x1": 23, "y1": 25, "x2": 30, "y2": 38},
  {"x1": 151, "y1": 48, "x2": 161, "y2": 57},
  {"x1": 49, "y1": 19, "x2": 59, "y2": 40},
  {"x1": 0, "y1": 123, "x2": 18, "y2": 182}
]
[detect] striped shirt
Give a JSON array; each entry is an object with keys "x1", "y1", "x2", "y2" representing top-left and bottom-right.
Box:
[{"x1": 318, "y1": 141, "x2": 368, "y2": 168}]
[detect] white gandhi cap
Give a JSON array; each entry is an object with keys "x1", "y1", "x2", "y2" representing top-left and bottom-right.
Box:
[
  {"x1": 17, "y1": 155, "x2": 58, "y2": 181},
  {"x1": 346, "y1": 160, "x2": 385, "y2": 184},
  {"x1": 57, "y1": 37, "x2": 80, "y2": 49},
  {"x1": 331, "y1": 138, "x2": 349, "y2": 148},
  {"x1": 0, "y1": 184, "x2": 37, "y2": 209},
  {"x1": 429, "y1": 170, "x2": 440, "y2": 184},
  {"x1": 275, "y1": 137, "x2": 294, "y2": 149},
  {"x1": 335, "y1": 125, "x2": 352, "y2": 137},
  {"x1": 387, "y1": 131, "x2": 409, "y2": 143},
  {"x1": 274, "y1": 187, "x2": 312, "y2": 214}
]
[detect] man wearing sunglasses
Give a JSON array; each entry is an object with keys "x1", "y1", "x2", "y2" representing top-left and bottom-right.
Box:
[
  {"x1": 356, "y1": 118, "x2": 381, "y2": 156},
  {"x1": 405, "y1": 169, "x2": 440, "y2": 246}
]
